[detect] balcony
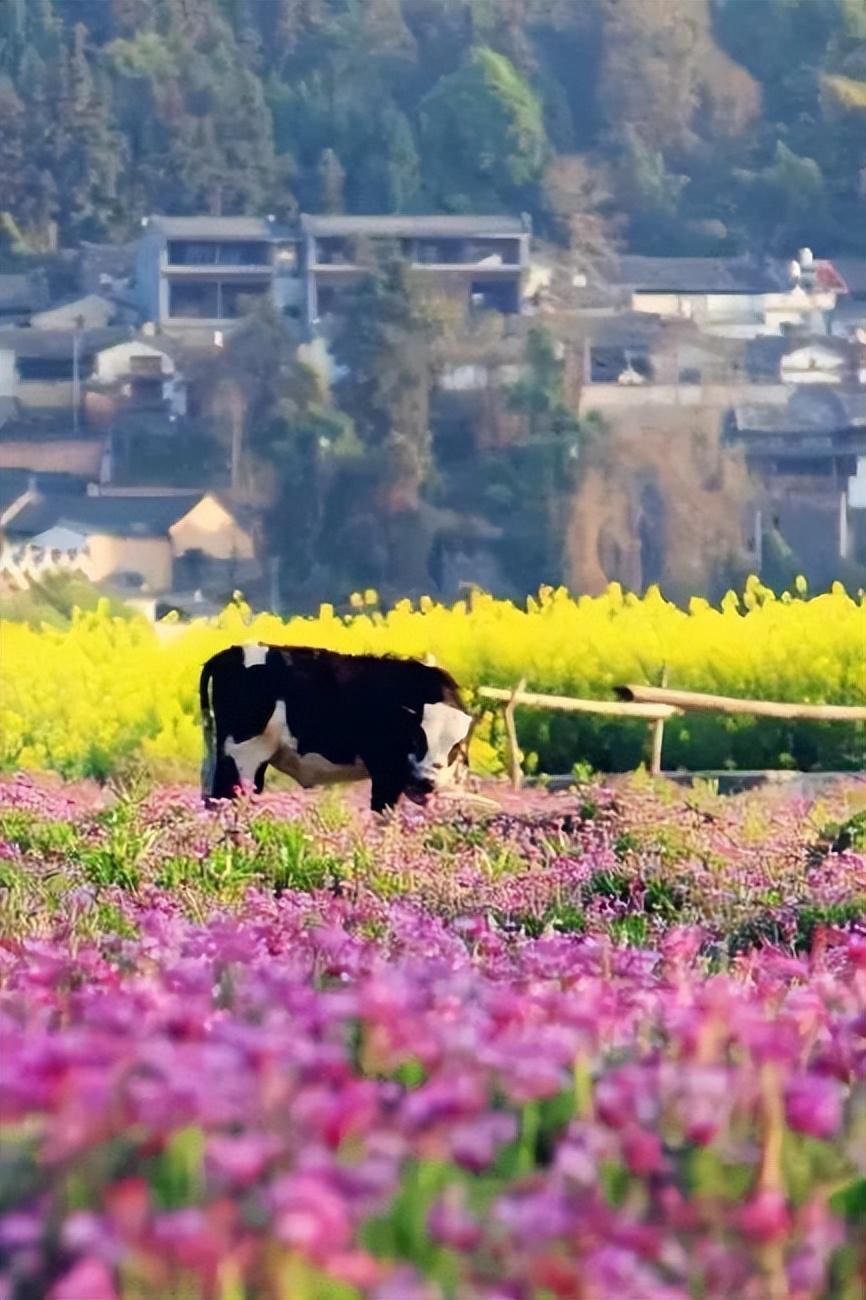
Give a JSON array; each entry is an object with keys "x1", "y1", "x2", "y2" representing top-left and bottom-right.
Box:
[
  {"x1": 309, "y1": 235, "x2": 523, "y2": 273},
  {"x1": 166, "y1": 240, "x2": 272, "y2": 269}
]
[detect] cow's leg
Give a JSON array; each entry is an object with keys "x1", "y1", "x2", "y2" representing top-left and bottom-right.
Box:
[
  {"x1": 253, "y1": 762, "x2": 268, "y2": 794},
  {"x1": 369, "y1": 772, "x2": 404, "y2": 815},
  {"x1": 211, "y1": 753, "x2": 240, "y2": 800}
]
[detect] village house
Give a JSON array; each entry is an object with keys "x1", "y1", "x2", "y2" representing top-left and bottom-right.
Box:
[
  {"x1": 725, "y1": 387, "x2": 866, "y2": 580},
  {"x1": 135, "y1": 215, "x2": 301, "y2": 339},
  {"x1": 134, "y1": 212, "x2": 532, "y2": 339},
  {"x1": 0, "y1": 485, "x2": 256, "y2": 595},
  {"x1": 85, "y1": 336, "x2": 187, "y2": 425},
  {"x1": 0, "y1": 469, "x2": 88, "y2": 525},
  {"x1": 590, "y1": 249, "x2": 848, "y2": 340},
  {"x1": 29, "y1": 293, "x2": 119, "y2": 331},
  {"x1": 578, "y1": 315, "x2": 791, "y2": 414},
  {"x1": 830, "y1": 274, "x2": 865, "y2": 345},
  {"x1": 299, "y1": 213, "x2": 531, "y2": 324},
  {"x1": 0, "y1": 328, "x2": 130, "y2": 411},
  {"x1": 0, "y1": 418, "x2": 108, "y2": 480}
]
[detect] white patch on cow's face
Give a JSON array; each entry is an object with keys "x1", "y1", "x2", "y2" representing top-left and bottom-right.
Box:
[
  {"x1": 242, "y1": 643, "x2": 268, "y2": 668},
  {"x1": 224, "y1": 700, "x2": 292, "y2": 786},
  {"x1": 409, "y1": 702, "x2": 472, "y2": 787}
]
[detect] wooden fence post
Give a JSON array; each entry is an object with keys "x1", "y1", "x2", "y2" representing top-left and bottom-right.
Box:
[
  {"x1": 650, "y1": 666, "x2": 668, "y2": 776},
  {"x1": 503, "y1": 677, "x2": 527, "y2": 791}
]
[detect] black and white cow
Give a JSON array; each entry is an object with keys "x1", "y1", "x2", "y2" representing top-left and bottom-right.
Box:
[{"x1": 199, "y1": 644, "x2": 474, "y2": 813}]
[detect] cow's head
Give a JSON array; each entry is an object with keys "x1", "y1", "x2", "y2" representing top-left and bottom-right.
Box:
[{"x1": 402, "y1": 701, "x2": 474, "y2": 805}]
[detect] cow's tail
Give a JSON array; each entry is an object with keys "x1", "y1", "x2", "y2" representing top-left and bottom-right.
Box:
[{"x1": 199, "y1": 656, "x2": 217, "y2": 803}]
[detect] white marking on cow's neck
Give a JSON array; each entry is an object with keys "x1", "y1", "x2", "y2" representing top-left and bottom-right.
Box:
[
  {"x1": 411, "y1": 701, "x2": 472, "y2": 784},
  {"x1": 242, "y1": 643, "x2": 268, "y2": 668}
]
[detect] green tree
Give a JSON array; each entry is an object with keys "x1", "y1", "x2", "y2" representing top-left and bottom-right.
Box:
[
  {"x1": 612, "y1": 127, "x2": 689, "y2": 252},
  {"x1": 736, "y1": 141, "x2": 831, "y2": 252},
  {"x1": 330, "y1": 255, "x2": 449, "y2": 587},
  {"x1": 316, "y1": 147, "x2": 345, "y2": 213},
  {"x1": 257, "y1": 392, "x2": 350, "y2": 595},
  {"x1": 506, "y1": 325, "x2": 582, "y2": 583},
  {"x1": 380, "y1": 106, "x2": 421, "y2": 212},
  {"x1": 420, "y1": 45, "x2": 547, "y2": 210},
  {"x1": 333, "y1": 257, "x2": 442, "y2": 499}
]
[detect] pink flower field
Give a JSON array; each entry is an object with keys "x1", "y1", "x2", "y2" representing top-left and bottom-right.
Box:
[{"x1": 0, "y1": 774, "x2": 864, "y2": 1300}]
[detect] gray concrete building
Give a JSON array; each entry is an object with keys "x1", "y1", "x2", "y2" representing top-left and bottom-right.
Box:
[{"x1": 134, "y1": 212, "x2": 531, "y2": 337}]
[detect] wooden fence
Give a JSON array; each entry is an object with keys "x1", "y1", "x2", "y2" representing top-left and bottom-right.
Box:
[{"x1": 477, "y1": 683, "x2": 866, "y2": 789}]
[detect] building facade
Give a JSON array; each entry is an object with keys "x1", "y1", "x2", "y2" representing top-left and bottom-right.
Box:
[
  {"x1": 135, "y1": 216, "x2": 302, "y2": 338},
  {"x1": 135, "y1": 212, "x2": 532, "y2": 337},
  {"x1": 299, "y1": 213, "x2": 531, "y2": 325}
]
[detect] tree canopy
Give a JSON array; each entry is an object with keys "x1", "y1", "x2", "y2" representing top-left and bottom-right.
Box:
[{"x1": 0, "y1": 0, "x2": 862, "y2": 253}]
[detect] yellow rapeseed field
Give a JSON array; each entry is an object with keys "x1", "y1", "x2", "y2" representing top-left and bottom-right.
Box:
[{"x1": 1, "y1": 578, "x2": 863, "y2": 778}]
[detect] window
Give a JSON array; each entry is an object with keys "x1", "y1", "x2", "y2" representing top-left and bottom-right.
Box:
[
  {"x1": 469, "y1": 279, "x2": 520, "y2": 314},
  {"x1": 168, "y1": 241, "x2": 218, "y2": 266},
  {"x1": 274, "y1": 243, "x2": 298, "y2": 273},
  {"x1": 169, "y1": 279, "x2": 269, "y2": 319},
  {"x1": 167, "y1": 240, "x2": 270, "y2": 266},
  {"x1": 130, "y1": 355, "x2": 163, "y2": 377},
  {"x1": 17, "y1": 357, "x2": 76, "y2": 381},
  {"x1": 220, "y1": 280, "x2": 268, "y2": 318},
  {"x1": 170, "y1": 281, "x2": 219, "y2": 317},
  {"x1": 218, "y1": 242, "x2": 270, "y2": 266},
  {"x1": 315, "y1": 238, "x2": 352, "y2": 265}
]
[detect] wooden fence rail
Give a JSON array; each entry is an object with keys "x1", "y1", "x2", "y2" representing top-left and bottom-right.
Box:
[
  {"x1": 477, "y1": 681, "x2": 866, "y2": 789},
  {"x1": 615, "y1": 684, "x2": 866, "y2": 723},
  {"x1": 477, "y1": 686, "x2": 680, "y2": 720}
]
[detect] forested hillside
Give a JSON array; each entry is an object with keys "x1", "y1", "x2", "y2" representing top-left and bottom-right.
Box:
[{"x1": 0, "y1": 0, "x2": 864, "y2": 256}]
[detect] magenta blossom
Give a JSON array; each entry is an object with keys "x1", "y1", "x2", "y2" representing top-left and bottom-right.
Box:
[
  {"x1": 734, "y1": 1190, "x2": 792, "y2": 1243},
  {"x1": 48, "y1": 1258, "x2": 117, "y2": 1300},
  {"x1": 785, "y1": 1073, "x2": 844, "y2": 1138}
]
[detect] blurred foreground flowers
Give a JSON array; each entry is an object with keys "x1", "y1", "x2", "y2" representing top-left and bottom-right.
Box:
[{"x1": 0, "y1": 774, "x2": 863, "y2": 1298}]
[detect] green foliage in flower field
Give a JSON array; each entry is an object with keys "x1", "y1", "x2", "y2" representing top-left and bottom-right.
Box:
[{"x1": 1, "y1": 579, "x2": 864, "y2": 780}]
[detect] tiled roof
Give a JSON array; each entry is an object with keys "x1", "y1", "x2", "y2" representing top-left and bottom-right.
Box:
[
  {"x1": 5, "y1": 490, "x2": 204, "y2": 539},
  {"x1": 613, "y1": 256, "x2": 786, "y2": 294},
  {"x1": 0, "y1": 327, "x2": 131, "y2": 359},
  {"x1": 732, "y1": 387, "x2": 866, "y2": 434},
  {"x1": 0, "y1": 471, "x2": 92, "y2": 523}
]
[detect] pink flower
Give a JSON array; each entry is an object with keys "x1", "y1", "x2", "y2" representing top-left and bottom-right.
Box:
[
  {"x1": 0, "y1": 1213, "x2": 42, "y2": 1249},
  {"x1": 449, "y1": 1112, "x2": 517, "y2": 1171},
  {"x1": 785, "y1": 1074, "x2": 843, "y2": 1139},
  {"x1": 104, "y1": 1179, "x2": 150, "y2": 1236},
  {"x1": 207, "y1": 1133, "x2": 279, "y2": 1186},
  {"x1": 60, "y1": 1212, "x2": 117, "y2": 1261},
  {"x1": 622, "y1": 1125, "x2": 666, "y2": 1175},
  {"x1": 152, "y1": 1208, "x2": 225, "y2": 1272},
  {"x1": 324, "y1": 1250, "x2": 383, "y2": 1288},
  {"x1": 734, "y1": 1190, "x2": 792, "y2": 1244},
  {"x1": 48, "y1": 1258, "x2": 117, "y2": 1300},
  {"x1": 272, "y1": 1172, "x2": 352, "y2": 1256},
  {"x1": 428, "y1": 1187, "x2": 482, "y2": 1251}
]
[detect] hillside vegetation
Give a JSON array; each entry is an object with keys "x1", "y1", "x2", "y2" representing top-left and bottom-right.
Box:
[{"x1": 0, "y1": 0, "x2": 863, "y2": 256}]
